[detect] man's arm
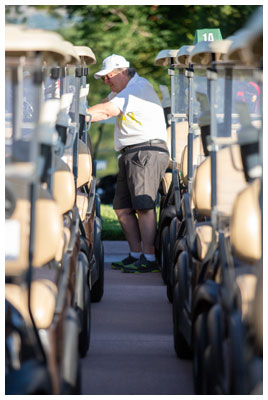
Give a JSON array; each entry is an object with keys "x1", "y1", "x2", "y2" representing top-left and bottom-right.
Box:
[{"x1": 86, "y1": 101, "x2": 121, "y2": 122}]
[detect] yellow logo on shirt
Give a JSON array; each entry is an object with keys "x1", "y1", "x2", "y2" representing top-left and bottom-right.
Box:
[{"x1": 118, "y1": 112, "x2": 142, "y2": 129}]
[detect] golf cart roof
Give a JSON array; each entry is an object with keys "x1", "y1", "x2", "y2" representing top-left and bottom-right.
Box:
[
  {"x1": 5, "y1": 24, "x2": 69, "y2": 64},
  {"x1": 74, "y1": 46, "x2": 97, "y2": 65},
  {"x1": 62, "y1": 41, "x2": 80, "y2": 65},
  {"x1": 190, "y1": 39, "x2": 232, "y2": 66},
  {"x1": 176, "y1": 45, "x2": 194, "y2": 66},
  {"x1": 227, "y1": 7, "x2": 262, "y2": 66},
  {"x1": 154, "y1": 49, "x2": 180, "y2": 66}
]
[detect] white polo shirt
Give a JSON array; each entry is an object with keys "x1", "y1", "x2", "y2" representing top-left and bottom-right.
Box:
[{"x1": 109, "y1": 73, "x2": 167, "y2": 151}]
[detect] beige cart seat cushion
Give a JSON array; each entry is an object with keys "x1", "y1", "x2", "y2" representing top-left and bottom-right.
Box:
[
  {"x1": 162, "y1": 121, "x2": 189, "y2": 194},
  {"x1": 62, "y1": 139, "x2": 92, "y2": 189},
  {"x1": 6, "y1": 181, "x2": 63, "y2": 275},
  {"x1": 195, "y1": 224, "x2": 213, "y2": 261},
  {"x1": 76, "y1": 192, "x2": 89, "y2": 222},
  {"x1": 5, "y1": 280, "x2": 57, "y2": 329},
  {"x1": 78, "y1": 139, "x2": 93, "y2": 188},
  {"x1": 230, "y1": 178, "x2": 261, "y2": 263},
  {"x1": 235, "y1": 272, "x2": 257, "y2": 322},
  {"x1": 166, "y1": 121, "x2": 189, "y2": 170},
  {"x1": 181, "y1": 135, "x2": 204, "y2": 187},
  {"x1": 53, "y1": 160, "x2": 75, "y2": 215},
  {"x1": 193, "y1": 144, "x2": 247, "y2": 217},
  {"x1": 161, "y1": 172, "x2": 172, "y2": 196}
]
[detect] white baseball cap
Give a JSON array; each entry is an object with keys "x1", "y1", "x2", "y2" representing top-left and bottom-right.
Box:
[{"x1": 94, "y1": 54, "x2": 130, "y2": 79}]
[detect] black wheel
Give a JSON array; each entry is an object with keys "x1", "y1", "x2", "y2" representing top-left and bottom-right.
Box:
[
  {"x1": 208, "y1": 304, "x2": 227, "y2": 394},
  {"x1": 166, "y1": 260, "x2": 173, "y2": 303},
  {"x1": 160, "y1": 225, "x2": 170, "y2": 284},
  {"x1": 202, "y1": 344, "x2": 212, "y2": 394},
  {"x1": 172, "y1": 281, "x2": 192, "y2": 359},
  {"x1": 193, "y1": 313, "x2": 208, "y2": 394},
  {"x1": 61, "y1": 307, "x2": 81, "y2": 394},
  {"x1": 76, "y1": 252, "x2": 91, "y2": 358},
  {"x1": 229, "y1": 310, "x2": 247, "y2": 394},
  {"x1": 91, "y1": 216, "x2": 104, "y2": 302},
  {"x1": 166, "y1": 218, "x2": 179, "y2": 303},
  {"x1": 73, "y1": 358, "x2": 82, "y2": 395},
  {"x1": 169, "y1": 217, "x2": 179, "y2": 266}
]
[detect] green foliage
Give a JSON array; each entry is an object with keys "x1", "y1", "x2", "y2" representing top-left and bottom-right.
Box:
[
  {"x1": 100, "y1": 204, "x2": 160, "y2": 240},
  {"x1": 6, "y1": 4, "x2": 260, "y2": 181},
  {"x1": 100, "y1": 204, "x2": 125, "y2": 240},
  {"x1": 30, "y1": 5, "x2": 259, "y2": 105}
]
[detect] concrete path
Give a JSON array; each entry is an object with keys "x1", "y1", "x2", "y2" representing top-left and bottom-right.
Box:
[{"x1": 81, "y1": 241, "x2": 194, "y2": 396}]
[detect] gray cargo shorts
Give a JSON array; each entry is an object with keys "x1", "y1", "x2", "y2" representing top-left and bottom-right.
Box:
[{"x1": 113, "y1": 140, "x2": 170, "y2": 210}]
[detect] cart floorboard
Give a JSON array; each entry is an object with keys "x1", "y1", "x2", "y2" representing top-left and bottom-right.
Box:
[{"x1": 81, "y1": 241, "x2": 194, "y2": 395}]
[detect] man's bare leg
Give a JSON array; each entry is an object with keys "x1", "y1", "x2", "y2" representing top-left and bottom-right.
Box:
[
  {"x1": 114, "y1": 208, "x2": 142, "y2": 252},
  {"x1": 136, "y1": 208, "x2": 157, "y2": 255}
]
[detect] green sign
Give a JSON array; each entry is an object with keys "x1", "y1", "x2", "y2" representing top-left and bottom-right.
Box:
[{"x1": 193, "y1": 29, "x2": 222, "y2": 44}]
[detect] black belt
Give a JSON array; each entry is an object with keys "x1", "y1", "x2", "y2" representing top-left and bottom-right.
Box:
[{"x1": 120, "y1": 139, "x2": 166, "y2": 153}]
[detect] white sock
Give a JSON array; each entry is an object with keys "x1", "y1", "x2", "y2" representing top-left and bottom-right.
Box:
[
  {"x1": 144, "y1": 253, "x2": 156, "y2": 262},
  {"x1": 130, "y1": 251, "x2": 142, "y2": 259}
]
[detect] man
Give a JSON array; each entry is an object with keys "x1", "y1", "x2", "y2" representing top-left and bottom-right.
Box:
[{"x1": 87, "y1": 54, "x2": 169, "y2": 273}]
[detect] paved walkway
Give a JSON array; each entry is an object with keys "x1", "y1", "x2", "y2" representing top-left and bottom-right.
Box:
[{"x1": 81, "y1": 241, "x2": 194, "y2": 395}]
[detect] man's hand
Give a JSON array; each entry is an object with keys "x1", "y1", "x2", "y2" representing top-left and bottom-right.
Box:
[{"x1": 86, "y1": 101, "x2": 121, "y2": 122}]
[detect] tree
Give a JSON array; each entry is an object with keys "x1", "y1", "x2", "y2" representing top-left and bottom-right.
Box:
[
  {"x1": 14, "y1": 5, "x2": 259, "y2": 104},
  {"x1": 5, "y1": 5, "x2": 261, "y2": 174}
]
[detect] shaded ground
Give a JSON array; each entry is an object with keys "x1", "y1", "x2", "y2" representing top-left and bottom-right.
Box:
[{"x1": 81, "y1": 241, "x2": 194, "y2": 395}]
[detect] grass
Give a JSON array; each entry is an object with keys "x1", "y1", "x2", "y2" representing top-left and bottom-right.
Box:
[
  {"x1": 100, "y1": 204, "x2": 160, "y2": 241},
  {"x1": 100, "y1": 204, "x2": 125, "y2": 241}
]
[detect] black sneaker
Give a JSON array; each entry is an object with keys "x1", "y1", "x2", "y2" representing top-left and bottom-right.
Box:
[
  {"x1": 122, "y1": 254, "x2": 159, "y2": 273},
  {"x1": 111, "y1": 253, "x2": 139, "y2": 270}
]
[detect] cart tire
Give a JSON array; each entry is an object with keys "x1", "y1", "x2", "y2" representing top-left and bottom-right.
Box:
[
  {"x1": 61, "y1": 307, "x2": 80, "y2": 394},
  {"x1": 91, "y1": 217, "x2": 104, "y2": 302},
  {"x1": 193, "y1": 312, "x2": 208, "y2": 394},
  {"x1": 160, "y1": 225, "x2": 170, "y2": 284},
  {"x1": 76, "y1": 252, "x2": 91, "y2": 357},
  {"x1": 172, "y1": 281, "x2": 192, "y2": 359}
]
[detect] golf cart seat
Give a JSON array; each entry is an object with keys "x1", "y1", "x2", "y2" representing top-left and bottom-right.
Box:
[
  {"x1": 181, "y1": 134, "x2": 205, "y2": 187},
  {"x1": 77, "y1": 139, "x2": 93, "y2": 189},
  {"x1": 160, "y1": 121, "x2": 189, "y2": 196},
  {"x1": 53, "y1": 160, "x2": 76, "y2": 215},
  {"x1": 5, "y1": 279, "x2": 57, "y2": 329},
  {"x1": 193, "y1": 144, "x2": 247, "y2": 218},
  {"x1": 6, "y1": 178, "x2": 63, "y2": 276},
  {"x1": 5, "y1": 177, "x2": 62, "y2": 330},
  {"x1": 229, "y1": 177, "x2": 261, "y2": 321},
  {"x1": 230, "y1": 177, "x2": 261, "y2": 263},
  {"x1": 166, "y1": 120, "x2": 189, "y2": 170},
  {"x1": 195, "y1": 224, "x2": 214, "y2": 261},
  {"x1": 192, "y1": 144, "x2": 247, "y2": 262}
]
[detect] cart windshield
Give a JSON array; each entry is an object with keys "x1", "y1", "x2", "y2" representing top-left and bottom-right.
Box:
[
  {"x1": 192, "y1": 68, "x2": 210, "y2": 123},
  {"x1": 215, "y1": 66, "x2": 262, "y2": 138},
  {"x1": 173, "y1": 67, "x2": 188, "y2": 117},
  {"x1": 5, "y1": 64, "x2": 38, "y2": 164}
]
